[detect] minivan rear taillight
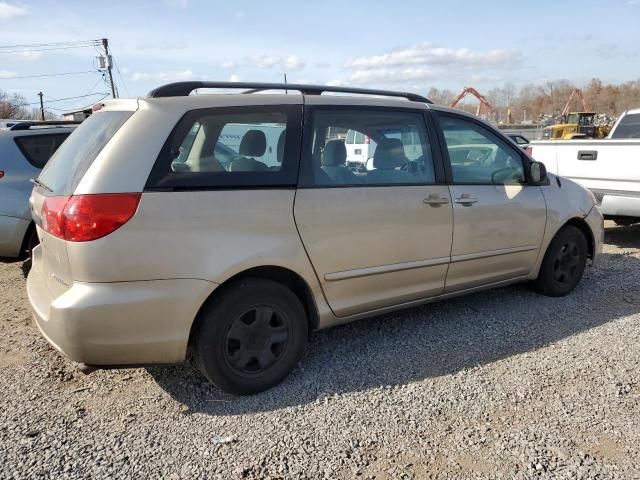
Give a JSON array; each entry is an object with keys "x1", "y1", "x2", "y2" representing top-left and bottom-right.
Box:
[
  {"x1": 525, "y1": 146, "x2": 533, "y2": 156},
  {"x1": 364, "y1": 135, "x2": 370, "y2": 144},
  {"x1": 41, "y1": 193, "x2": 141, "y2": 242}
]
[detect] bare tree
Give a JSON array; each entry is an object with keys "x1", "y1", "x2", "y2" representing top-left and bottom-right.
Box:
[{"x1": 0, "y1": 89, "x2": 28, "y2": 118}]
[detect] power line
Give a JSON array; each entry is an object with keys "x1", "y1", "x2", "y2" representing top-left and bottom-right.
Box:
[
  {"x1": 18, "y1": 92, "x2": 111, "y2": 107},
  {"x1": 0, "y1": 44, "x2": 100, "y2": 54},
  {"x1": 0, "y1": 40, "x2": 100, "y2": 49},
  {"x1": 0, "y1": 70, "x2": 98, "y2": 80},
  {"x1": 46, "y1": 94, "x2": 110, "y2": 112},
  {"x1": 114, "y1": 62, "x2": 129, "y2": 97}
]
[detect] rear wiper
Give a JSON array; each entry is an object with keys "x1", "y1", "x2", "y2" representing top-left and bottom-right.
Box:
[{"x1": 30, "y1": 178, "x2": 53, "y2": 193}]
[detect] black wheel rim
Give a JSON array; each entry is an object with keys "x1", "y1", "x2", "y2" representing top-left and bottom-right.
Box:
[
  {"x1": 223, "y1": 305, "x2": 290, "y2": 377},
  {"x1": 552, "y1": 241, "x2": 580, "y2": 284}
]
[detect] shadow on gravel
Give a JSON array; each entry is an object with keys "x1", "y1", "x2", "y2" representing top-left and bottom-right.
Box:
[
  {"x1": 0, "y1": 257, "x2": 31, "y2": 278},
  {"x1": 147, "y1": 233, "x2": 640, "y2": 415},
  {"x1": 604, "y1": 223, "x2": 640, "y2": 249}
]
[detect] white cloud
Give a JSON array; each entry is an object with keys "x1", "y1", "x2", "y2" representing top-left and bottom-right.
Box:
[
  {"x1": 340, "y1": 42, "x2": 519, "y2": 88},
  {"x1": 251, "y1": 54, "x2": 283, "y2": 68},
  {"x1": 285, "y1": 55, "x2": 305, "y2": 71},
  {"x1": 0, "y1": 2, "x2": 28, "y2": 18},
  {"x1": 349, "y1": 68, "x2": 436, "y2": 84},
  {"x1": 11, "y1": 50, "x2": 42, "y2": 60},
  {"x1": 345, "y1": 43, "x2": 516, "y2": 70},
  {"x1": 228, "y1": 74, "x2": 240, "y2": 82},
  {"x1": 247, "y1": 54, "x2": 306, "y2": 71},
  {"x1": 0, "y1": 70, "x2": 17, "y2": 78},
  {"x1": 326, "y1": 79, "x2": 344, "y2": 87},
  {"x1": 221, "y1": 60, "x2": 236, "y2": 69},
  {"x1": 131, "y1": 69, "x2": 194, "y2": 82}
]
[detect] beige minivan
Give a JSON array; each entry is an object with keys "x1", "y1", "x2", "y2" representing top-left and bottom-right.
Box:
[{"x1": 27, "y1": 82, "x2": 603, "y2": 394}]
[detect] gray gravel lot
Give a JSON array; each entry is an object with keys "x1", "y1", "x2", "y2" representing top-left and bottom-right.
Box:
[{"x1": 1, "y1": 222, "x2": 639, "y2": 479}]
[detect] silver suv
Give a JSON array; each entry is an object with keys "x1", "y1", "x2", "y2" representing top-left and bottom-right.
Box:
[
  {"x1": 27, "y1": 82, "x2": 603, "y2": 394},
  {"x1": 0, "y1": 121, "x2": 77, "y2": 258}
]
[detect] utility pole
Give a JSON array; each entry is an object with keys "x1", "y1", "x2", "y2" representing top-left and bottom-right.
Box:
[
  {"x1": 101, "y1": 38, "x2": 117, "y2": 99},
  {"x1": 38, "y1": 92, "x2": 44, "y2": 121}
]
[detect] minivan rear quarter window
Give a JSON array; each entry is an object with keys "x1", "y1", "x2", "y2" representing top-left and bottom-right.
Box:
[
  {"x1": 146, "y1": 105, "x2": 302, "y2": 189},
  {"x1": 37, "y1": 111, "x2": 133, "y2": 195}
]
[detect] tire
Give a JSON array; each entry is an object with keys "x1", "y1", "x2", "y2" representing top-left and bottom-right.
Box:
[
  {"x1": 534, "y1": 225, "x2": 588, "y2": 297},
  {"x1": 26, "y1": 228, "x2": 39, "y2": 255},
  {"x1": 195, "y1": 278, "x2": 308, "y2": 395}
]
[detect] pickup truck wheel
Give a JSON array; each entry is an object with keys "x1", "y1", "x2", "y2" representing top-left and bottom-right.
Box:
[
  {"x1": 195, "y1": 278, "x2": 307, "y2": 395},
  {"x1": 534, "y1": 225, "x2": 587, "y2": 297}
]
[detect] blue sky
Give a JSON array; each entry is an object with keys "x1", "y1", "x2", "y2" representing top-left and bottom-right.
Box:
[{"x1": 1, "y1": 0, "x2": 639, "y2": 112}]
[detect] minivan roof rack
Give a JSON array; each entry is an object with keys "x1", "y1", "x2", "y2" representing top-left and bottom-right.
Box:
[
  {"x1": 147, "y1": 81, "x2": 432, "y2": 104},
  {"x1": 9, "y1": 120, "x2": 82, "y2": 131}
]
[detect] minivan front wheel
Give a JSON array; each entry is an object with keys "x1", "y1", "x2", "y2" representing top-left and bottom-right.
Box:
[
  {"x1": 534, "y1": 225, "x2": 588, "y2": 297},
  {"x1": 195, "y1": 278, "x2": 307, "y2": 395}
]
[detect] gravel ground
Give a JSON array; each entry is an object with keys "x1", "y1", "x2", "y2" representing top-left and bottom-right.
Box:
[{"x1": 1, "y1": 222, "x2": 639, "y2": 479}]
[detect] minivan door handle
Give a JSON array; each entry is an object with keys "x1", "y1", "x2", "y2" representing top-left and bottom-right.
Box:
[
  {"x1": 423, "y1": 193, "x2": 450, "y2": 206},
  {"x1": 454, "y1": 194, "x2": 478, "y2": 206},
  {"x1": 577, "y1": 150, "x2": 598, "y2": 161}
]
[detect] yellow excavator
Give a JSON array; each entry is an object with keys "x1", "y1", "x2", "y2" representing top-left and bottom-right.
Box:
[{"x1": 542, "y1": 89, "x2": 610, "y2": 139}]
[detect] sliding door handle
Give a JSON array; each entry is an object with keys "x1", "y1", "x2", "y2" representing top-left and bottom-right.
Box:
[
  {"x1": 423, "y1": 195, "x2": 450, "y2": 206},
  {"x1": 454, "y1": 194, "x2": 478, "y2": 206}
]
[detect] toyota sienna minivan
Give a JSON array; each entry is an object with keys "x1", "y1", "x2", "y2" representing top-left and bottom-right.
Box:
[{"x1": 27, "y1": 81, "x2": 603, "y2": 394}]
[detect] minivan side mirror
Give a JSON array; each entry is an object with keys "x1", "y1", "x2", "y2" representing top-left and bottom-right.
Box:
[{"x1": 529, "y1": 161, "x2": 547, "y2": 184}]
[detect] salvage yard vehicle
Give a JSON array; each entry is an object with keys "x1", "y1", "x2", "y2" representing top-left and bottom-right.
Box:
[
  {"x1": 0, "y1": 121, "x2": 78, "y2": 258},
  {"x1": 542, "y1": 112, "x2": 610, "y2": 140},
  {"x1": 531, "y1": 108, "x2": 640, "y2": 226},
  {"x1": 27, "y1": 82, "x2": 603, "y2": 395},
  {"x1": 345, "y1": 128, "x2": 375, "y2": 170}
]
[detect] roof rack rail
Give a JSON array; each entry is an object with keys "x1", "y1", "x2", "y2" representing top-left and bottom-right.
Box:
[
  {"x1": 9, "y1": 120, "x2": 82, "y2": 131},
  {"x1": 147, "y1": 81, "x2": 432, "y2": 104}
]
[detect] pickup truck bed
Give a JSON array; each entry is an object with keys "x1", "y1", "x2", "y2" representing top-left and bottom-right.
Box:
[{"x1": 530, "y1": 139, "x2": 640, "y2": 221}]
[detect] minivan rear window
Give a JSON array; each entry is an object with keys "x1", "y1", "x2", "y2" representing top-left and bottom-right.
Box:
[
  {"x1": 37, "y1": 111, "x2": 132, "y2": 194},
  {"x1": 14, "y1": 133, "x2": 70, "y2": 169}
]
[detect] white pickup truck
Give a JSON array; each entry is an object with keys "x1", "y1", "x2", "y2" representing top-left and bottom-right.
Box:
[{"x1": 530, "y1": 108, "x2": 640, "y2": 225}]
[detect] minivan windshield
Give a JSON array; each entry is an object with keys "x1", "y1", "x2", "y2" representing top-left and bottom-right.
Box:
[{"x1": 38, "y1": 111, "x2": 133, "y2": 194}]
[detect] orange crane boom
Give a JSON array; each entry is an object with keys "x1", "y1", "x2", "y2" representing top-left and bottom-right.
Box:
[
  {"x1": 449, "y1": 87, "x2": 497, "y2": 118},
  {"x1": 561, "y1": 88, "x2": 590, "y2": 116}
]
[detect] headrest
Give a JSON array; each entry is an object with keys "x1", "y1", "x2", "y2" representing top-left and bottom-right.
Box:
[
  {"x1": 239, "y1": 130, "x2": 266, "y2": 157},
  {"x1": 373, "y1": 138, "x2": 405, "y2": 169},
  {"x1": 276, "y1": 131, "x2": 286, "y2": 164},
  {"x1": 321, "y1": 140, "x2": 347, "y2": 166}
]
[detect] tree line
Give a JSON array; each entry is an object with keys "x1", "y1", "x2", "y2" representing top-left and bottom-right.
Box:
[{"x1": 428, "y1": 78, "x2": 640, "y2": 124}]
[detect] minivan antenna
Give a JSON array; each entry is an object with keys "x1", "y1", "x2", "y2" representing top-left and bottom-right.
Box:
[{"x1": 284, "y1": 73, "x2": 288, "y2": 94}]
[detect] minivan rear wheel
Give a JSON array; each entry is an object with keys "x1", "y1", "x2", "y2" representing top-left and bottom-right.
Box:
[
  {"x1": 534, "y1": 225, "x2": 587, "y2": 297},
  {"x1": 195, "y1": 278, "x2": 307, "y2": 395}
]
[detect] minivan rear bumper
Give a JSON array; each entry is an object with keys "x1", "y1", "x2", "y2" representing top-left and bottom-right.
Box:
[{"x1": 27, "y1": 245, "x2": 217, "y2": 365}]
